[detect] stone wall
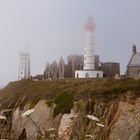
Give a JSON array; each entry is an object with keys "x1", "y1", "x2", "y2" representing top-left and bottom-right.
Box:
[{"x1": 127, "y1": 66, "x2": 140, "y2": 78}]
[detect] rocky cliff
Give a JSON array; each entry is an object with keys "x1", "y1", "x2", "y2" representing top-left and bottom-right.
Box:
[{"x1": 0, "y1": 79, "x2": 140, "y2": 140}]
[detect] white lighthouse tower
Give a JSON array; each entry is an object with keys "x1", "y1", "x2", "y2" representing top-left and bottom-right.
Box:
[
  {"x1": 84, "y1": 16, "x2": 95, "y2": 70},
  {"x1": 18, "y1": 51, "x2": 30, "y2": 80},
  {"x1": 75, "y1": 16, "x2": 103, "y2": 78}
]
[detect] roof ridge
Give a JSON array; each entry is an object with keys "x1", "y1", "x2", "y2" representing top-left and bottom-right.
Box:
[{"x1": 128, "y1": 52, "x2": 140, "y2": 67}]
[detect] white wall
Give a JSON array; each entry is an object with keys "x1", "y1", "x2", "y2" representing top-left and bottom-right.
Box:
[{"x1": 75, "y1": 70, "x2": 103, "y2": 78}]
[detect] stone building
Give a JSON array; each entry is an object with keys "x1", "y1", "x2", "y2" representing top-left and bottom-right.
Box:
[
  {"x1": 44, "y1": 62, "x2": 51, "y2": 79},
  {"x1": 67, "y1": 55, "x2": 84, "y2": 78},
  {"x1": 126, "y1": 45, "x2": 140, "y2": 78},
  {"x1": 44, "y1": 55, "x2": 84, "y2": 79},
  {"x1": 101, "y1": 62, "x2": 120, "y2": 77},
  {"x1": 58, "y1": 57, "x2": 65, "y2": 79},
  {"x1": 50, "y1": 61, "x2": 58, "y2": 79},
  {"x1": 94, "y1": 55, "x2": 100, "y2": 70}
]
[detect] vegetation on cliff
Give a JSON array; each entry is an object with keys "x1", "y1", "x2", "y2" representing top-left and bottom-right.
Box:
[
  {"x1": 0, "y1": 78, "x2": 140, "y2": 113},
  {"x1": 0, "y1": 78, "x2": 140, "y2": 139}
]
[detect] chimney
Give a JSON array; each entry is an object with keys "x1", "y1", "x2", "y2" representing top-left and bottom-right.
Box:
[{"x1": 132, "y1": 44, "x2": 137, "y2": 55}]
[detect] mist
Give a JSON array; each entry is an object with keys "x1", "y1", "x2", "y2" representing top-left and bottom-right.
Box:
[{"x1": 0, "y1": 0, "x2": 140, "y2": 86}]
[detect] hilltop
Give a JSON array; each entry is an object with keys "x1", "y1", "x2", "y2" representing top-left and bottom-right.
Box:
[
  {"x1": 0, "y1": 78, "x2": 140, "y2": 140},
  {"x1": 0, "y1": 78, "x2": 140, "y2": 110}
]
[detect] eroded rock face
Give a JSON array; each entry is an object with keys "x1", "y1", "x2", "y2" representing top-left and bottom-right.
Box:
[
  {"x1": 1, "y1": 97, "x2": 140, "y2": 140},
  {"x1": 11, "y1": 100, "x2": 77, "y2": 140},
  {"x1": 12, "y1": 100, "x2": 54, "y2": 139},
  {"x1": 109, "y1": 99, "x2": 140, "y2": 140}
]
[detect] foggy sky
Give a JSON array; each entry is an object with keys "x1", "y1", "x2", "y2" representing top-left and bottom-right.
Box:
[{"x1": 0, "y1": 0, "x2": 140, "y2": 86}]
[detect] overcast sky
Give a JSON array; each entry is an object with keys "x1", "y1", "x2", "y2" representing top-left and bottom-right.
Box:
[{"x1": 0, "y1": 0, "x2": 140, "y2": 86}]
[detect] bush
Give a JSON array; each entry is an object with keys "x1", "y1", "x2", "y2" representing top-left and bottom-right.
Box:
[{"x1": 53, "y1": 92, "x2": 73, "y2": 117}]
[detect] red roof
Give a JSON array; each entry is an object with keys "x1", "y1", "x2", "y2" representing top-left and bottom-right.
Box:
[{"x1": 84, "y1": 16, "x2": 95, "y2": 32}]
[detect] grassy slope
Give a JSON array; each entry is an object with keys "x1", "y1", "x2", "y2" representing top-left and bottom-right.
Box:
[{"x1": 0, "y1": 78, "x2": 140, "y2": 114}]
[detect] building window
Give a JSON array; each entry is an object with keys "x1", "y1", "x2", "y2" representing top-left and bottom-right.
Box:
[{"x1": 137, "y1": 70, "x2": 140, "y2": 75}]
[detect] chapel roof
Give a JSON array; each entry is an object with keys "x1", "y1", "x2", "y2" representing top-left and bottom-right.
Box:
[{"x1": 128, "y1": 52, "x2": 140, "y2": 67}]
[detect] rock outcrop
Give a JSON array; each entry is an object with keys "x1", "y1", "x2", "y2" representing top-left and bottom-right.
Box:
[
  {"x1": 0, "y1": 79, "x2": 140, "y2": 140},
  {"x1": 0, "y1": 96, "x2": 139, "y2": 140}
]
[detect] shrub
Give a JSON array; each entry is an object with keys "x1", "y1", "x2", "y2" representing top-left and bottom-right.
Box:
[{"x1": 53, "y1": 92, "x2": 73, "y2": 117}]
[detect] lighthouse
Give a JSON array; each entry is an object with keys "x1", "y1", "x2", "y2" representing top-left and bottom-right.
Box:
[
  {"x1": 18, "y1": 51, "x2": 30, "y2": 80},
  {"x1": 84, "y1": 16, "x2": 95, "y2": 70},
  {"x1": 75, "y1": 16, "x2": 103, "y2": 78}
]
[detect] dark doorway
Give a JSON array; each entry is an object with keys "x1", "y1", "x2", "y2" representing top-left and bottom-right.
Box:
[
  {"x1": 85, "y1": 73, "x2": 89, "y2": 78},
  {"x1": 96, "y1": 73, "x2": 99, "y2": 78},
  {"x1": 77, "y1": 73, "x2": 79, "y2": 78}
]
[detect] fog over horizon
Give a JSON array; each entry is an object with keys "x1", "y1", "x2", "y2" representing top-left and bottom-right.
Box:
[{"x1": 0, "y1": 0, "x2": 140, "y2": 86}]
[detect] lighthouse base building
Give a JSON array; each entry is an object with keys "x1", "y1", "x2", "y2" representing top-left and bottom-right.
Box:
[{"x1": 75, "y1": 70, "x2": 103, "y2": 78}]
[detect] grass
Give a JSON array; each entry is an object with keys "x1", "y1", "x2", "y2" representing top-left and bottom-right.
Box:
[{"x1": 0, "y1": 78, "x2": 140, "y2": 113}]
